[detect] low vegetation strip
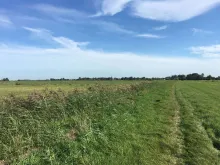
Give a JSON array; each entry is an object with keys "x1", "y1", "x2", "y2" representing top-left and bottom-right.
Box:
[
  {"x1": 131, "y1": 81, "x2": 184, "y2": 165},
  {"x1": 177, "y1": 82, "x2": 220, "y2": 156},
  {"x1": 170, "y1": 85, "x2": 184, "y2": 165},
  {"x1": 175, "y1": 82, "x2": 219, "y2": 165}
]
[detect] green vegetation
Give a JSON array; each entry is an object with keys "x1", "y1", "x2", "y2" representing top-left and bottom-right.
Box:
[
  {"x1": 0, "y1": 80, "x2": 220, "y2": 164},
  {"x1": 176, "y1": 81, "x2": 220, "y2": 164},
  {"x1": 0, "y1": 80, "x2": 140, "y2": 97}
]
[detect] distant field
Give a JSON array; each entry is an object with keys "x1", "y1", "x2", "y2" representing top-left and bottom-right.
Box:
[
  {"x1": 0, "y1": 80, "x2": 141, "y2": 97},
  {"x1": 1, "y1": 80, "x2": 220, "y2": 165}
]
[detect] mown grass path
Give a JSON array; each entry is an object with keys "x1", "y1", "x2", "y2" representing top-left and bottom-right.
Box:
[
  {"x1": 176, "y1": 81, "x2": 219, "y2": 165},
  {"x1": 117, "y1": 81, "x2": 184, "y2": 165},
  {"x1": 171, "y1": 84, "x2": 184, "y2": 165}
]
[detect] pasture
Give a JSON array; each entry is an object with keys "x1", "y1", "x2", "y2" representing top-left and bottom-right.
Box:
[
  {"x1": 0, "y1": 80, "x2": 138, "y2": 97},
  {"x1": 0, "y1": 80, "x2": 220, "y2": 165}
]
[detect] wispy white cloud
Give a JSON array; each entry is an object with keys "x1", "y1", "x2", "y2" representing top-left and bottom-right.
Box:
[
  {"x1": 191, "y1": 28, "x2": 213, "y2": 35},
  {"x1": 31, "y1": 4, "x2": 87, "y2": 23},
  {"x1": 136, "y1": 33, "x2": 165, "y2": 39},
  {"x1": 30, "y1": 4, "x2": 139, "y2": 35},
  {"x1": 92, "y1": 20, "x2": 134, "y2": 34},
  {"x1": 23, "y1": 26, "x2": 89, "y2": 48},
  {"x1": 190, "y1": 44, "x2": 220, "y2": 57},
  {"x1": 1, "y1": 42, "x2": 220, "y2": 79},
  {"x1": 131, "y1": 0, "x2": 220, "y2": 22},
  {"x1": 1, "y1": 28, "x2": 220, "y2": 79},
  {"x1": 27, "y1": 3, "x2": 159, "y2": 38},
  {"x1": 32, "y1": 4, "x2": 86, "y2": 17},
  {"x1": 23, "y1": 26, "x2": 53, "y2": 42},
  {"x1": 52, "y1": 36, "x2": 89, "y2": 48},
  {"x1": 91, "y1": 21, "x2": 165, "y2": 38},
  {"x1": 15, "y1": 15, "x2": 43, "y2": 22},
  {"x1": 89, "y1": 12, "x2": 103, "y2": 18},
  {"x1": 153, "y1": 25, "x2": 168, "y2": 31},
  {"x1": 23, "y1": 26, "x2": 51, "y2": 34},
  {"x1": 93, "y1": 0, "x2": 133, "y2": 16},
  {"x1": 0, "y1": 15, "x2": 13, "y2": 27}
]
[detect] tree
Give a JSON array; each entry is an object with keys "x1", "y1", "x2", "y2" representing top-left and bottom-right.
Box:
[
  {"x1": 2, "y1": 78, "x2": 9, "y2": 81},
  {"x1": 201, "y1": 73, "x2": 205, "y2": 80},
  {"x1": 171, "y1": 75, "x2": 179, "y2": 80},
  {"x1": 186, "y1": 73, "x2": 203, "y2": 80},
  {"x1": 206, "y1": 75, "x2": 215, "y2": 80},
  {"x1": 178, "y1": 75, "x2": 186, "y2": 81}
]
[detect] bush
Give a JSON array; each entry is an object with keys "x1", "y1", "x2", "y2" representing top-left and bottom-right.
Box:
[{"x1": 15, "y1": 82, "x2": 21, "y2": 85}]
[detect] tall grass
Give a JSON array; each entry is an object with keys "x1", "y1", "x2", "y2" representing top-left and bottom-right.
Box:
[{"x1": 0, "y1": 83, "x2": 147, "y2": 164}]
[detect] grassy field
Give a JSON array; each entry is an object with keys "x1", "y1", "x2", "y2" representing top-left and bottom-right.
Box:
[
  {"x1": 0, "y1": 80, "x2": 220, "y2": 164},
  {"x1": 0, "y1": 80, "x2": 139, "y2": 97}
]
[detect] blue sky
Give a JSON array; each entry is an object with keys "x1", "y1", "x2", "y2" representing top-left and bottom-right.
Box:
[{"x1": 1, "y1": 0, "x2": 220, "y2": 79}]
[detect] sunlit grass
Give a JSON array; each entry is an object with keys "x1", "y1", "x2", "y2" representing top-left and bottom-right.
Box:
[
  {"x1": 0, "y1": 80, "x2": 144, "y2": 97},
  {"x1": 1, "y1": 80, "x2": 220, "y2": 164}
]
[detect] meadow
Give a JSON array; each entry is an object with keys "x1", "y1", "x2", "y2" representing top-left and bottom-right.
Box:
[
  {"x1": 0, "y1": 80, "x2": 220, "y2": 164},
  {"x1": 0, "y1": 80, "x2": 138, "y2": 97}
]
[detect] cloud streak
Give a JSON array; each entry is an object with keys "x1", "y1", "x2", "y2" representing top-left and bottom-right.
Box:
[
  {"x1": 31, "y1": 4, "x2": 88, "y2": 23},
  {"x1": 23, "y1": 26, "x2": 51, "y2": 34},
  {"x1": 191, "y1": 28, "x2": 213, "y2": 35},
  {"x1": 92, "y1": 21, "x2": 164, "y2": 38},
  {"x1": 94, "y1": 0, "x2": 133, "y2": 16},
  {"x1": 27, "y1": 3, "x2": 165, "y2": 38},
  {"x1": 30, "y1": 4, "x2": 139, "y2": 35},
  {"x1": 32, "y1": 4, "x2": 86, "y2": 17},
  {"x1": 23, "y1": 26, "x2": 90, "y2": 48},
  {"x1": 136, "y1": 33, "x2": 165, "y2": 39},
  {"x1": 153, "y1": 25, "x2": 168, "y2": 31},
  {"x1": 91, "y1": 20, "x2": 134, "y2": 34},
  {"x1": 0, "y1": 15, "x2": 13, "y2": 27},
  {"x1": 131, "y1": 0, "x2": 220, "y2": 22},
  {"x1": 191, "y1": 44, "x2": 220, "y2": 57}
]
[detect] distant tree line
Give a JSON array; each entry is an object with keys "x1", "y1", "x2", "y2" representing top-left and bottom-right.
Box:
[
  {"x1": 0, "y1": 78, "x2": 9, "y2": 81},
  {"x1": 49, "y1": 77, "x2": 164, "y2": 81},
  {"x1": 1, "y1": 73, "x2": 220, "y2": 82},
  {"x1": 165, "y1": 73, "x2": 220, "y2": 80},
  {"x1": 48, "y1": 74, "x2": 220, "y2": 81}
]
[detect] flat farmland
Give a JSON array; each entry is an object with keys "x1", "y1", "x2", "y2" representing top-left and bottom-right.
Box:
[
  {"x1": 0, "y1": 80, "x2": 220, "y2": 165},
  {"x1": 0, "y1": 80, "x2": 140, "y2": 97}
]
